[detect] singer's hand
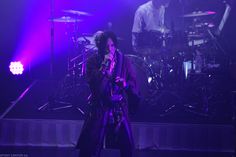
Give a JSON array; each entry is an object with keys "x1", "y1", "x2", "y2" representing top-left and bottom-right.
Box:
[
  {"x1": 115, "y1": 76, "x2": 127, "y2": 88},
  {"x1": 103, "y1": 54, "x2": 115, "y2": 74},
  {"x1": 100, "y1": 55, "x2": 112, "y2": 76},
  {"x1": 104, "y1": 53, "x2": 114, "y2": 61}
]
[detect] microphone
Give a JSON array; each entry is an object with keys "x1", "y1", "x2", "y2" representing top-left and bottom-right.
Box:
[
  {"x1": 103, "y1": 59, "x2": 111, "y2": 68},
  {"x1": 101, "y1": 59, "x2": 111, "y2": 75}
]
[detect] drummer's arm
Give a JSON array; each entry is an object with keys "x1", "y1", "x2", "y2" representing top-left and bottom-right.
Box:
[
  {"x1": 132, "y1": 33, "x2": 139, "y2": 52},
  {"x1": 132, "y1": 8, "x2": 144, "y2": 52}
]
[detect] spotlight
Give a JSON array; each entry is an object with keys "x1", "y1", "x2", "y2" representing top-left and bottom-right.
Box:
[{"x1": 9, "y1": 61, "x2": 24, "y2": 75}]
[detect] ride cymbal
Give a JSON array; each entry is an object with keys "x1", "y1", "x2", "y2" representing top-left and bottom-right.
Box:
[{"x1": 183, "y1": 11, "x2": 216, "y2": 18}]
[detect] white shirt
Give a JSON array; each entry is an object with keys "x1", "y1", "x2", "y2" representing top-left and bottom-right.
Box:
[{"x1": 132, "y1": 1, "x2": 168, "y2": 33}]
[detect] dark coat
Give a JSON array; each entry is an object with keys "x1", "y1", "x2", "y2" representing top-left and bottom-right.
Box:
[{"x1": 76, "y1": 51, "x2": 140, "y2": 156}]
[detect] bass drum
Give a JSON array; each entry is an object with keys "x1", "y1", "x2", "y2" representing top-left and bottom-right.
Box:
[{"x1": 125, "y1": 54, "x2": 159, "y2": 100}]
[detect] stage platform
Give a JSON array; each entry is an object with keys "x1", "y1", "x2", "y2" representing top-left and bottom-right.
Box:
[{"x1": 0, "y1": 118, "x2": 234, "y2": 154}]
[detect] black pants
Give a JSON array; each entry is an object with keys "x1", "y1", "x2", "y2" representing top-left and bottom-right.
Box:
[{"x1": 79, "y1": 122, "x2": 133, "y2": 157}]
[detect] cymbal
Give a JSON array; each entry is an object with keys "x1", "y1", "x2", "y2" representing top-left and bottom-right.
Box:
[
  {"x1": 183, "y1": 11, "x2": 216, "y2": 17},
  {"x1": 63, "y1": 10, "x2": 92, "y2": 16},
  {"x1": 49, "y1": 16, "x2": 82, "y2": 23}
]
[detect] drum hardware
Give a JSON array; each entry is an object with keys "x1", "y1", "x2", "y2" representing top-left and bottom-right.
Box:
[
  {"x1": 38, "y1": 96, "x2": 72, "y2": 111},
  {"x1": 183, "y1": 10, "x2": 217, "y2": 75},
  {"x1": 76, "y1": 35, "x2": 97, "y2": 51},
  {"x1": 154, "y1": 71, "x2": 214, "y2": 118},
  {"x1": 145, "y1": 9, "x2": 219, "y2": 117},
  {"x1": 42, "y1": 9, "x2": 93, "y2": 115},
  {"x1": 132, "y1": 9, "x2": 222, "y2": 118},
  {"x1": 50, "y1": 23, "x2": 92, "y2": 115},
  {"x1": 37, "y1": 82, "x2": 88, "y2": 115},
  {"x1": 125, "y1": 54, "x2": 161, "y2": 100},
  {"x1": 135, "y1": 30, "x2": 186, "y2": 88},
  {"x1": 135, "y1": 31, "x2": 173, "y2": 52},
  {"x1": 176, "y1": 12, "x2": 227, "y2": 118},
  {"x1": 194, "y1": 22, "x2": 215, "y2": 28},
  {"x1": 62, "y1": 27, "x2": 95, "y2": 77},
  {"x1": 183, "y1": 72, "x2": 217, "y2": 116},
  {"x1": 67, "y1": 34, "x2": 96, "y2": 78},
  {"x1": 131, "y1": 53, "x2": 185, "y2": 113},
  {"x1": 206, "y1": 28, "x2": 227, "y2": 55},
  {"x1": 61, "y1": 18, "x2": 93, "y2": 103},
  {"x1": 68, "y1": 51, "x2": 95, "y2": 79},
  {"x1": 187, "y1": 32, "x2": 208, "y2": 47},
  {"x1": 50, "y1": 9, "x2": 93, "y2": 78},
  {"x1": 188, "y1": 38, "x2": 208, "y2": 47},
  {"x1": 49, "y1": 14, "x2": 85, "y2": 76}
]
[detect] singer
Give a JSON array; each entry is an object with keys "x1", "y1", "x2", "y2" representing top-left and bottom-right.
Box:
[{"x1": 76, "y1": 31, "x2": 140, "y2": 157}]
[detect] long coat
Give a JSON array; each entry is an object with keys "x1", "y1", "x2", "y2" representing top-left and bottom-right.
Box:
[{"x1": 76, "y1": 51, "x2": 140, "y2": 156}]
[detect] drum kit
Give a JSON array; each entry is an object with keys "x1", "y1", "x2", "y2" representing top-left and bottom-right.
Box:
[
  {"x1": 133, "y1": 10, "x2": 224, "y2": 117},
  {"x1": 136, "y1": 11, "x2": 217, "y2": 81},
  {"x1": 43, "y1": 10, "x2": 94, "y2": 114},
  {"x1": 50, "y1": 9, "x2": 96, "y2": 79}
]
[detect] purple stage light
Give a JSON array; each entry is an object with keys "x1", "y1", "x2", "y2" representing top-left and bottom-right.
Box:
[{"x1": 9, "y1": 61, "x2": 24, "y2": 75}]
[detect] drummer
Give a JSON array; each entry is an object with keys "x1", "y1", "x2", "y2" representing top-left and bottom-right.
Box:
[{"x1": 132, "y1": 0, "x2": 182, "y2": 54}]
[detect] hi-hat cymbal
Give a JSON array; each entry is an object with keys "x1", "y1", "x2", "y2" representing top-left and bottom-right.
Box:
[
  {"x1": 183, "y1": 11, "x2": 216, "y2": 17},
  {"x1": 49, "y1": 16, "x2": 82, "y2": 23},
  {"x1": 63, "y1": 10, "x2": 92, "y2": 16}
]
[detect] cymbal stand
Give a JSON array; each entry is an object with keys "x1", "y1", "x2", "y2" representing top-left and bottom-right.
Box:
[
  {"x1": 187, "y1": 17, "x2": 204, "y2": 74},
  {"x1": 207, "y1": 29, "x2": 227, "y2": 55},
  {"x1": 50, "y1": 0, "x2": 55, "y2": 77},
  {"x1": 72, "y1": 14, "x2": 87, "y2": 77}
]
